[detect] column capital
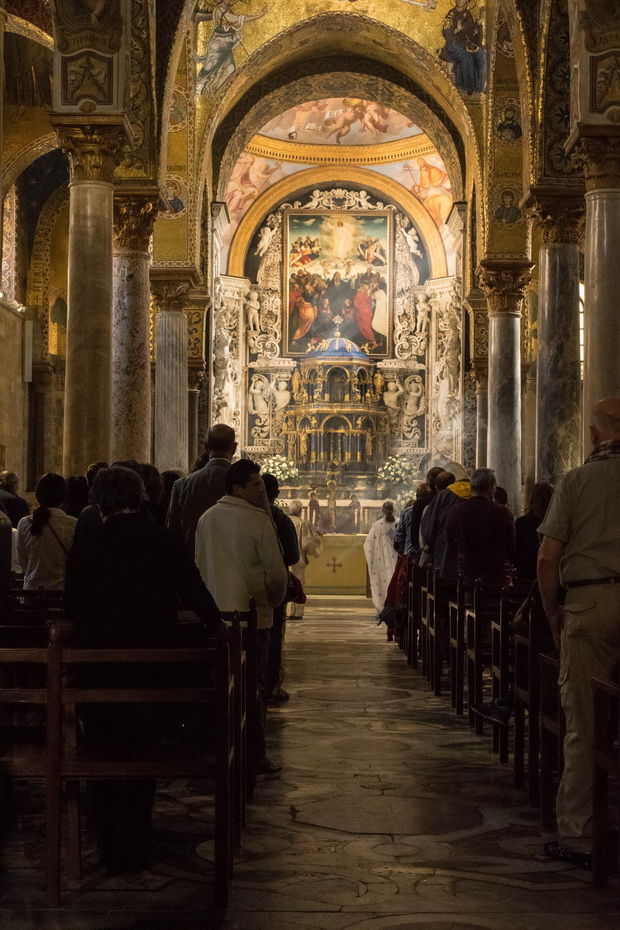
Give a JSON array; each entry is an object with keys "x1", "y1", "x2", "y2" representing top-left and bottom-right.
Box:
[
  {"x1": 476, "y1": 259, "x2": 534, "y2": 317},
  {"x1": 53, "y1": 119, "x2": 126, "y2": 183},
  {"x1": 570, "y1": 130, "x2": 620, "y2": 192},
  {"x1": 525, "y1": 186, "x2": 586, "y2": 245},
  {"x1": 469, "y1": 361, "x2": 488, "y2": 391},
  {"x1": 188, "y1": 363, "x2": 206, "y2": 392},
  {"x1": 113, "y1": 195, "x2": 158, "y2": 252},
  {"x1": 150, "y1": 276, "x2": 192, "y2": 315}
]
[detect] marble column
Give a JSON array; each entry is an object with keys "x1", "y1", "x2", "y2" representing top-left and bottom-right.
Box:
[
  {"x1": 188, "y1": 367, "x2": 205, "y2": 469},
  {"x1": 478, "y1": 259, "x2": 534, "y2": 513},
  {"x1": 111, "y1": 195, "x2": 157, "y2": 463},
  {"x1": 522, "y1": 362, "x2": 537, "y2": 507},
  {"x1": 152, "y1": 282, "x2": 190, "y2": 472},
  {"x1": 54, "y1": 123, "x2": 125, "y2": 476},
  {"x1": 573, "y1": 136, "x2": 620, "y2": 427},
  {"x1": 473, "y1": 367, "x2": 488, "y2": 468},
  {"x1": 529, "y1": 191, "x2": 584, "y2": 484}
]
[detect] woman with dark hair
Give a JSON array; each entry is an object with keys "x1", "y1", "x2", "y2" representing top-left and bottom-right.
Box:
[
  {"x1": 64, "y1": 475, "x2": 89, "y2": 518},
  {"x1": 141, "y1": 463, "x2": 166, "y2": 526},
  {"x1": 15, "y1": 472, "x2": 77, "y2": 590},
  {"x1": 515, "y1": 481, "x2": 555, "y2": 579}
]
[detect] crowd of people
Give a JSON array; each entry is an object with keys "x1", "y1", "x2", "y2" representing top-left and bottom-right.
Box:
[
  {"x1": 4, "y1": 397, "x2": 620, "y2": 878},
  {"x1": 0, "y1": 424, "x2": 324, "y2": 875},
  {"x1": 363, "y1": 396, "x2": 620, "y2": 873}
]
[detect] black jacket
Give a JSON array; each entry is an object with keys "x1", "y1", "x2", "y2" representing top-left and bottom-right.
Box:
[{"x1": 65, "y1": 511, "x2": 221, "y2": 648}]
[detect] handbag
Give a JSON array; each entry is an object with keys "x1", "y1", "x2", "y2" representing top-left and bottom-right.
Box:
[{"x1": 286, "y1": 571, "x2": 306, "y2": 605}]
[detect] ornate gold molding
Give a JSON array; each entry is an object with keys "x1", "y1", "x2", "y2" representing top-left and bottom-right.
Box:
[
  {"x1": 245, "y1": 131, "x2": 439, "y2": 167},
  {"x1": 526, "y1": 187, "x2": 585, "y2": 244},
  {"x1": 477, "y1": 259, "x2": 534, "y2": 317},
  {"x1": 113, "y1": 196, "x2": 158, "y2": 252},
  {"x1": 54, "y1": 122, "x2": 126, "y2": 183},
  {"x1": 572, "y1": 133, "x2": 620, "y2": 192},
  {"x1": 228, "y1": 165, "x2": 447, "y2": 279}
]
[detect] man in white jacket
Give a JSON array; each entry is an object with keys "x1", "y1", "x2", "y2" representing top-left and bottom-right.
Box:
[{"x1": 195, "y1": 458, "x2": 288, "y2": 776}]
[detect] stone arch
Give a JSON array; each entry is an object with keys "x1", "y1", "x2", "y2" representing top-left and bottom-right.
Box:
[
  {"x1": 3, "y1": 133, "x2": 58, "y2": 198},
  {"x1": 228, "y1": 166, "x2": 448, "y2": 279},
  {"x1": 213, "y1": 71, "x2": 465, "y2": 202}
]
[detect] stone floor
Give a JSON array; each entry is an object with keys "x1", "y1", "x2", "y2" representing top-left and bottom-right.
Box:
[{"x1": 1, "y1": 596, "x2": 618, "y2": 929}]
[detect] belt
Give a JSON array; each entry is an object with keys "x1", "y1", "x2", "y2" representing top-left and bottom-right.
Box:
[{"x1": 565, "y1": 577, "x2": 620, "y2": 589}]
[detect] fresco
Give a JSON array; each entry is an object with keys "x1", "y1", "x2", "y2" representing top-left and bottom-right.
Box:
[
  {"x1": 284, "y1": 210, "x2": 392, "y2": 356},
  {"x1": 259, "y1": 99, "x2": 424, "y2": 146}
]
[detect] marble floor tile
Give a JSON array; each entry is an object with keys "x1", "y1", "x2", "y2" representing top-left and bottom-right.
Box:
[{"x1": 0, "y1": 596, "x2": 618, "y2": 930}]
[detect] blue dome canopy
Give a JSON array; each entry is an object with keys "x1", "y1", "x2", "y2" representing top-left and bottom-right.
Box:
[{"x1": 305, "y1": 333, "x2": 369, "y2": 361}]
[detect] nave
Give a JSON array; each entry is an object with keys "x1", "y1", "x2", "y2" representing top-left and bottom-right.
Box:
[{"x1": 1, "y1": 597, "x2": 617, "y2": 930}]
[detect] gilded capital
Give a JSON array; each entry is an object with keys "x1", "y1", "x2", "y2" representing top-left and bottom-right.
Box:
[
  {"x1": 476, "y1": 259, "x2": 534, "y2": 316},
  {"x1": 528, "y1": 191, "x2": 585, "y2": 245},
  {"x1": 55, "y1": 122, "x2": 125, "y2": 182},
  {"x1": 572, "y1": 134, "x2": 620, "y2": 191},
  {"x1": 188, "y1": 364, "x2": 206, "y2": 392},
  {"x1": 113, "y1": 196, "x2": 157, "y2": 252}
]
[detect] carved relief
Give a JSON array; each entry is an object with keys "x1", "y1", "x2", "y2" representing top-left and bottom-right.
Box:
[
  {"x1": 590, "y1": 53, "x2": 620, "y2": 116},
  {"x1": 580, "y1": 1, "x2": 620, "y2": 53},
  {"x1": 572, "y1": 134, "x2": 620, "y2": 190},
  {"x1": 211, "y1": 276, "x2": 248, "y2": 433},
  {"x1": 477, "y1": 261, "x2": 534, "y2": 315},
  {"x1": 52, "y1": 0, "x2": 123, "y2": 54}
]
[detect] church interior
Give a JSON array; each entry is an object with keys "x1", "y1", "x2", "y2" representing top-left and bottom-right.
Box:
[{"x1": 1, "y1": 0, "x2": 620, "y2": 927}]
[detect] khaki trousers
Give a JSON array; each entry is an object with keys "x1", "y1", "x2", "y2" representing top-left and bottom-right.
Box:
[{"x1": 557, "y1": 584, "x2": 620, "y2": 852}]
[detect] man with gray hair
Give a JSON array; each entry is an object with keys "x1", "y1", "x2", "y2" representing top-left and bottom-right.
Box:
[
  {"x1": 445, "y1": 467, "x2": 515, "y2": 587},
  {"x1": 538, "y1": 396, "x2": 620, "y2": 869},
  {"x1": 167, "y1": 423, "x2": 236, "y2": 557}
]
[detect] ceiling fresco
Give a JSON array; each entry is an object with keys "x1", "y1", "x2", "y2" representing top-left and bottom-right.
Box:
[
  {"x1": 220, "y1": 96, "x2": 457, "y2": 276},
  {"x1": 258, "y1": 99, "x2": 424, "y2": 146}
]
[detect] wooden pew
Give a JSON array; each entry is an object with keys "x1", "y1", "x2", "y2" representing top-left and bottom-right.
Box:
[
  {"x1": 448, "y1": 577, "x2": 471, "y2": 715},
  {"x1": 592, "y1": 676, "x2": 619, "y2": 891},
  {"x1": 489, "y1": 582, "x2": 532, "y2": 761},
  {"x1": 419, "y1": 565, "x2": 432, "y2": 677},
  {"x1": 0, "y1": 628, "x2": 236, "y2": 909},
  {"x1": 405, "y1": 559, "x2": 421, "y2": 669},
  {"x1": 539, "y1": 652, "x2": 564, "y2": 832},
  {"x1": 466, "y1": 582, "x2": 503, "y2": 733}
]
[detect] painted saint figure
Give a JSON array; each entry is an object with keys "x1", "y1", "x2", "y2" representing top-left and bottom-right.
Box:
[
  {"x1": 440, "y1": 0, "x2": 487, "y2": 95},
  {"x1": 196, "y1": 2, "x2": 266, "y2": 95}
]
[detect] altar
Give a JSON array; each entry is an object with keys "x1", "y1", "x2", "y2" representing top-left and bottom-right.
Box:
[{"x1": 304, "y1": 534, "x2": 369, "y2": 596}]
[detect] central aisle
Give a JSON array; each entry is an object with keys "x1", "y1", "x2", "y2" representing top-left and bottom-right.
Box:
[{"x1": 226, "y1": 595, "x2": 615, "y2": 930}]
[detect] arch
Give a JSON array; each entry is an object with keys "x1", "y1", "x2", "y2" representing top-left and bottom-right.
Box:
[
  {"x1": 228, "y1": 166, "x2": 448, "y2": 279},
  {"x1": 3, "y1": 133, "x2": 58, "y2": 198},
  {"x1": 205, "y1": 12, "x2": 477, "y2": 179},
  {"x1": 214, "y1": 71, "x2": 464, "y2": 202}
]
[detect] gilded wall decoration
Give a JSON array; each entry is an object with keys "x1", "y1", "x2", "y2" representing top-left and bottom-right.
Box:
[
  {"x1": 118, "y1": 0, "x2": 157, "y2": 176},
  {"x1": 2, "y1": 188, "x2": 17, "y2": 301},
  {"x1": 159, "y1": 176, "x2": 188, "y2": 218},
  {"x1": 185, "y1": 309, "x2": 205, "y2": 359},
  {"x1": 169, "y1": 85, "x2": 189, "y2": 133},
  {"x1": 439, "y1": 1, "x2": 488, "y2": 95},
  {"x1": 5, "y1": 1, "x2": 52, "y2": 36},
  {"x1": 496, "y1": 18, "x2": 514, "y2": 58},
  {"x1": 590, "y1": 53, "x2": 620, "y2": 115},
  {"x1": 4, "y1": 33, "x2": 52, "y2": 108},
  {"x1": 491, "y1": 185, "x2": 524, "y2": 228},
  {"x1": 494, "y1": 98, "x2": 522, "y2": 143}
]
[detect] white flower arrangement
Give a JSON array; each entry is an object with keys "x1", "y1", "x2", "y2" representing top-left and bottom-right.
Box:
[
  {"x1": 377, "y1": 455, "x2": 416, "y2": 486},
  {"x1": 261, "y1": 454, "x2": 299, "y2": 484}
]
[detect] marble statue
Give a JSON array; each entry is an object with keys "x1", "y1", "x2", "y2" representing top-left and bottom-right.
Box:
[
  {"x1": 403, "y1": 374, "x2": 424, "y2": 418},
  {"x1": 246, "y1": 289, "x2": 261, "y2": 331},
  {"x1": 271, "y1": 376, "x2": 291, "y2": 416},
  {"x1": 415, "y1": 295, "x2": 431, "y2": 334},
  {"x1": 255, "y1": 223, "x2": 275, "y2": 257},
  {"x1": 249, "y1": 373, "x2": 270, "y2": 416},
  {"x1": 383, "y1": 378, "x2": 404, "y2": 423},
  {"x1": 402, "y1": 224, "x2": 423, "y2": 258}
]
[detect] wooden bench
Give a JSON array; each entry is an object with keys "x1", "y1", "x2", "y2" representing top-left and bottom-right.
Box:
[
  {"x1": 592, "y1": 676, "x2": 619, "y2": 891},
  {"x1": 448, "y1": 577, "x2": 471, "y2": 716},
  {"x1": 405, "y1": 559, "x2": 421, "y2": 670},
  {"x1": 539, "y1": 652, "x2": 564, "y2": 832},
  {"x1": 489, "y1": 582, "x2": 532, "y2": 761},
  {"x1": 0, "y1": 627, "x2": 236, "y2": 909},
  {"x1": 419, "y1": 565, "x2": 432, "y2": 677},
  {"x1": 466, "y1": 582, "x2": 503, "y2": 733}
]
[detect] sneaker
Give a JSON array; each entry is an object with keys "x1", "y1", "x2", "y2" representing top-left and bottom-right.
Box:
[
  {"x1": 255, "y1": 757, "x2": 282, "y2": 778},
  {"x1": 544, "y1": 841, "x2": 592, "y2": 870},
  {"x1": 470, "y1": 699, "x2": 511, "y2": 727}
]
